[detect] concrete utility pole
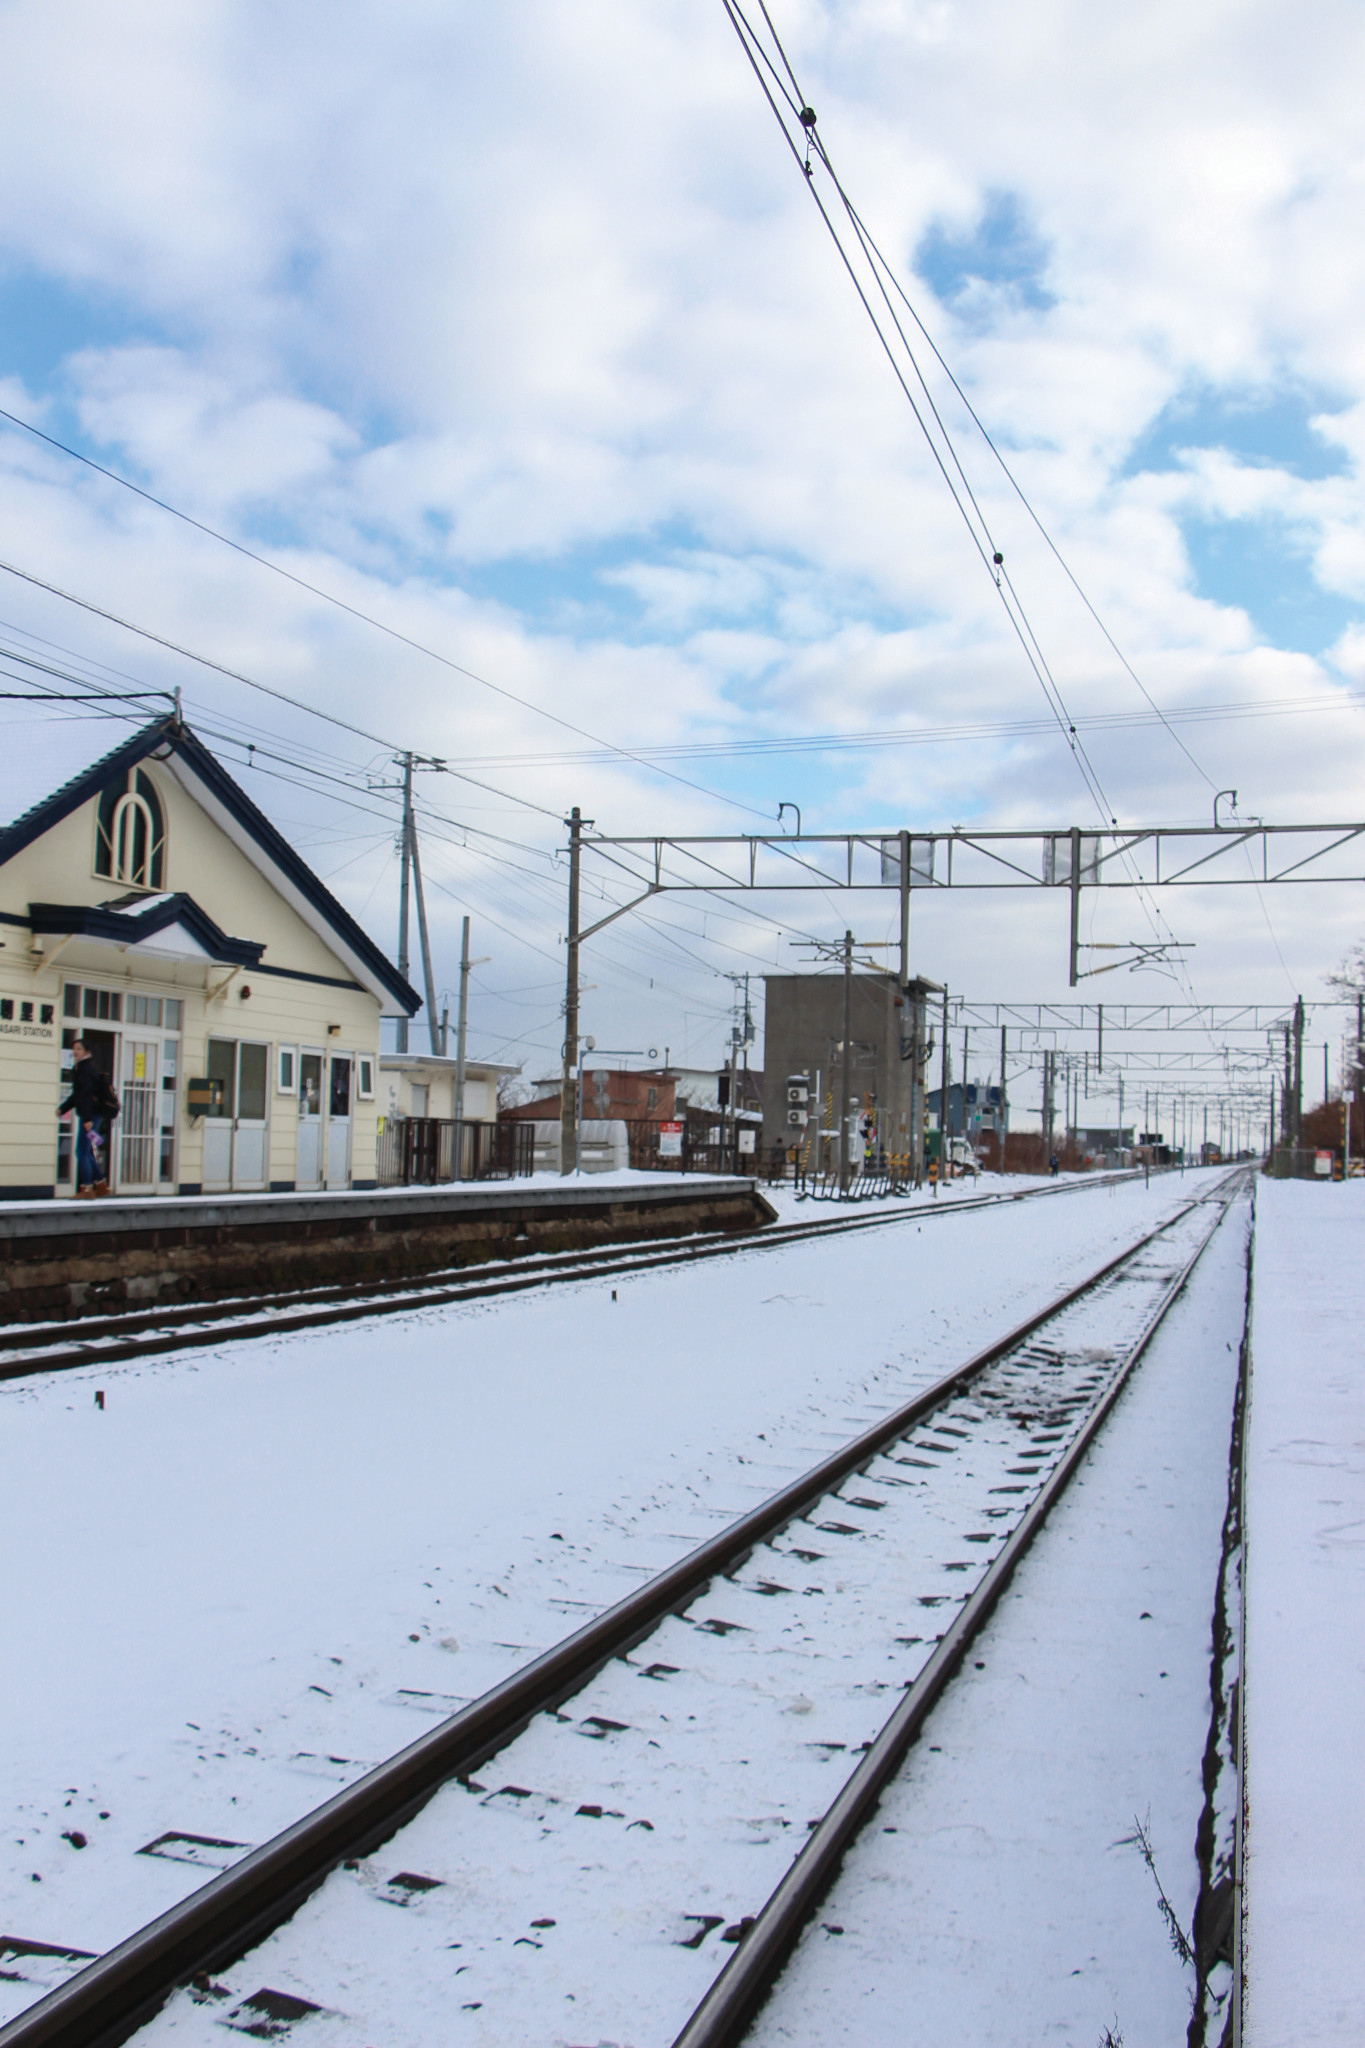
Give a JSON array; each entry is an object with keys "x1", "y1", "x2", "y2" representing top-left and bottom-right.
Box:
[
  {"x1": 1292, "y1": 995, "x2": 1305, "y2": 1148},
  {"x1": 962, "y1": 1025, "x2": 970, "y2": 1150},
  {"x1": 1000, "y1": 1025, "x2": 1008, "y2": 1170},
  {"x1": 839, "y1": 930, "x2": 853, "y2": 1192},
  {"x1": 560, "y1": 808, "x2": 583, "y2": 1176},
  {"x1": 396, "y1": 751, "x2": 414, "y2": 1056},
  {"x1": 393, "y1": 749, "x2": 440, "y2": 1055},
  {"x1": 409, "y1": 801, "x2": 440, "y2": 1057},
  {"x1": 940, "y1": 986, "x2": 951, "y2": 1178},
  {"x1": 454, "y1": 919, "x2": 471, "y2": 1124}
]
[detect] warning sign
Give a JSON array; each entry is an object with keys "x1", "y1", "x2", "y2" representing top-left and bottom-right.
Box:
[{"x1": 659, "y1": 1121, "x2": 683, "y2": 1158}]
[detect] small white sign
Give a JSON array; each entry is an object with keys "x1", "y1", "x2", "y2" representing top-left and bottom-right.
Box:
[
  {"x1": 738, "y1": 1126, "x2": 756, "y2": 1154},
  {"x1": 659, "y1": 1121, "x2": 683, "y2": 1158}
]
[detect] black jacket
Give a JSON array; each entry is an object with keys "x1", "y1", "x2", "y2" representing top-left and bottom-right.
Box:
[{"x1": 60, "y1": 1060, "x2": 118, "y2": 1121}]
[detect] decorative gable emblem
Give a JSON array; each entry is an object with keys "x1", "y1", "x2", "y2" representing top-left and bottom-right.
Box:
[{"x1": 95, "y1": 768, "x2": 165, "y2": 889}]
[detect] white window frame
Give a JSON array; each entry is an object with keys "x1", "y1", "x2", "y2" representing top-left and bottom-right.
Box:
[
  {"x1": 357, "y1": 1054, "x2": 375, "y2": 1100},
  {"x1": 277, "y1": 1044, "x2": 298, "y2": 1096}
]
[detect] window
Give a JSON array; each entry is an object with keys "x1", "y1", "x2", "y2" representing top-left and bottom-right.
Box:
[
  {"x1": 82, "y1": 987, "x2": 122, "y2": 1022},
  {"x1": 358, "y1": 1056, "x2": 374, "y2": 1099},
  {"x1": 127, "y1": 994, "x2": 163, "y2": 1026},
  {"x1": 278, "y1": 1046, "x2": 297, "y2": 1095},
  {"x1": 94, "y1": 768, "x2": 165, "y2": 889},
  {"x1": 164, "y1": 998, "x2": 182, "y2": 1030},
  {"x1": 63, "y1": 985, "x2": 80, "y2": 1017}
]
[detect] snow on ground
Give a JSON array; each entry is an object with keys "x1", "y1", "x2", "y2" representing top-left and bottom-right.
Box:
[
  {"x1": 749, "y1": 1184, "x2": 1249, "y2": 2048},
  {"x1": 1242, "y1": 1179, "x2": 1365, "y2": 2047},
  {"x1": 0, "y1": 1171, "x2": 1213, "y2": 2017}
]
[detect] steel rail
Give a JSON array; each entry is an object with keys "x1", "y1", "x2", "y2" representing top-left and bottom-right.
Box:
[
  {"x1": 0, "y1": 1167, "x2": 1157, "y2": 1384},
  {"x1": 0, "y1": 1184, "x2": 1218, "y2": 2048},
  {"x1": 671, "y1": 1174, "x2": 1248, "y2": 2048}
]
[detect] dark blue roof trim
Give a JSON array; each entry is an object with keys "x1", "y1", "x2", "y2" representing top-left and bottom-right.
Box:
[
  {"x1": 29, "y1": 895, "x2": 265, "y2": 967},
  {"x1": 2, "y1": 717, "x2": 420, "y2": 1014},
  {"x1": 0, "y1": 720, "x2": 175, "y2": 867},
  {"x1": 251, "y1": 962, "x2": 364, "y2": 992}
]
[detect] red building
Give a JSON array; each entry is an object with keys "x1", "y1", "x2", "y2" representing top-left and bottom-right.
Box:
[{"x1": 501, "y1": 1068, "x2": 678, "y2": 1123}]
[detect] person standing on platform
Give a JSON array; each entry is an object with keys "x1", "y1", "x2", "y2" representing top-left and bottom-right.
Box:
[{"x1": 59, "y1": 1038, "x2": 120, "y2": 1197}]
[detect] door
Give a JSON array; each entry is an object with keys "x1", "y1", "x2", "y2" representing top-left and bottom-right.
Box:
[
  {"x1": 326, "y1": 1054, "x2": 352, "y2": 1188},
  {"x1": 297, "y1": 1050, "x2": 323, "y2": 1189},
  {"x1": 118, "y1": 1038, "x2": 160, "y2": 1192},
  {"x1": 233, "y1": 1042, "x2": 269, "y2": 1188},
  {"x1": 203, "y1": 1039, "x2": 270, "y2": 1191},
  {"x1": 203, "y1": 1039, "x2": 236, "y2": 1188}
]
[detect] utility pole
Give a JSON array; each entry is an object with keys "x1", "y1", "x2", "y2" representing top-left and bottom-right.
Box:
[
  {"x1": 940, "y1": 986, "x2": 951, "y2": 1179},
  {"x1": 560, "y1": 807, "x2": 583, "y2": 1177},
  {"x1": 839, "y1": 930, "x2": 854, "y2": 1193},
  {"x1": 1000, "y1": 1025, "x2": 1008, "y2": 1172},
  {"x1": 396, "y1": 751, "x2": 414, "y2": 1055},
  {"x1": 898, "y1": 827, "x2": 910, "y2": 988},
  {"x1": 454, "y1": 919, "x2": 470, "y2": 1124},
  {"x1": 1292, "y1": 995, "x2": 1305, "y2": 1149},
  {"x1": 388, "y1": 748, "x2": 443, "y2": 1056},
  {"x1": 409, "y1": 795, "x2": 440, "y2": 1057},
  {"x1": 962, "y1": 1025, "x2": 969, "y2": 1153}
]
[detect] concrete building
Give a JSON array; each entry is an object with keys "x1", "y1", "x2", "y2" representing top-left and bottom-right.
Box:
[
  {"x1": 761, "y1": 970, "x2": 938, "y2": 1169},
  {"x1": 0, "y1": 715, "x2": 419, "y2": 1199}
]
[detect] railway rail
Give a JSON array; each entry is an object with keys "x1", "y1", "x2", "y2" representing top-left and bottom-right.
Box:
[
  {"x1": 0, "y1": 1165, "x2": 1163, "y2": 1383},
  {"x1": 0, "y1": 1168, "x2": 1244, "y2": 2048}
]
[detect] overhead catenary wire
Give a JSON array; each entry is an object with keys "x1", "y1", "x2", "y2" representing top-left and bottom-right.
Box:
[
  {"x1": 0, "y1": 412, "x2": 772, "y2": 820},
  {"x1": 722, "y1": 0, "x2": 1228, "y2": 1028}
]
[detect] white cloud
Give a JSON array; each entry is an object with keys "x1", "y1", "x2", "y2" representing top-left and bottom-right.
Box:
[{"x1": 1, "y1": 0, "x2": 1363, "y2": 1091}]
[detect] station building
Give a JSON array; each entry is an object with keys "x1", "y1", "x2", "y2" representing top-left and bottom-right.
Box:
[{"x1": 0, "y1": 714, "x2": 419, "y2": 1200}]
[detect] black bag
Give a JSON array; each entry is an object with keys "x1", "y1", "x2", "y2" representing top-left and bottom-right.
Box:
[{"x1": 97, "y1": 1072, "x2": 122, "y2": 1120}]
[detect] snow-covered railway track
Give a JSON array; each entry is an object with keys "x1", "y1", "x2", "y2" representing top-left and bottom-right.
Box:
[
  {"x1": 0, "y1": 1168, "x2": 1150, "y2": 1384},
  {"x1": 0, "y1": 1174, "x2": 1241, "y2": 2048}
]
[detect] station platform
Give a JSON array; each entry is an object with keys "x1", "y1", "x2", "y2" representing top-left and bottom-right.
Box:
[
  {"x1": 1243, "y1": 1179, "x2": 1365, "y2": 2044},
  {"x1": 0, "y1": 1174, "x2": 776, "y2": 1325}
]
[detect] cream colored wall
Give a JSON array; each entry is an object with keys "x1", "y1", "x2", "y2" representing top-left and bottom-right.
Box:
[
  {"x1": 379, "y1": 1063, "x2": 502, "y2": 1123},
  {"x1": 0, "y1": 760, "x2": 392, "y2": 1195}
]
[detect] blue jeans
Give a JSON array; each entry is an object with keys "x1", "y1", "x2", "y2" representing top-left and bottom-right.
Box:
[{"x1": 77, "y1": 1120, "x2": 105, "y2": 1187}]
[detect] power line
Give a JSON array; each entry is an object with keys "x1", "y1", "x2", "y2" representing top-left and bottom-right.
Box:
[{"x1": 0, "y1": 407, "x2": 771, "y2": 818}]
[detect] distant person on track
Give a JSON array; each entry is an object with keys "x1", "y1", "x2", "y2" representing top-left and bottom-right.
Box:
[
  {"x1": 59, "y1": 1038, "x2": 120, "y2": 1198},
  {"x1": 928, "y1": 1154, "x2": 939, "y2": 1197},
  {"x1": 1049, "y1": 1152, "x2": 1060, "y2": 1177}
]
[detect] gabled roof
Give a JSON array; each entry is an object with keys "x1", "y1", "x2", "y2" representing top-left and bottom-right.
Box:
[
  {"x1": 29, "y1": 893, "x2": 266, "y2": 967},
  {"x1": 1, "y1": 716, "x2": 420, "y2": 1014}
]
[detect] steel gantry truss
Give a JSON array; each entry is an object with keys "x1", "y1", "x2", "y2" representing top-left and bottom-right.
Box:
[
  {"x1": 556, "y1": 808, "x2": 1365, "y2": 1170},
  {"x1": 572, "y1": 818, "x2": 1365, "y2": 987}
]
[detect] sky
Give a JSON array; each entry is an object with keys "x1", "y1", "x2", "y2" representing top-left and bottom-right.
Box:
[{"x1": 1, "y1": 0, "x2": 1363, "y2": 1107}]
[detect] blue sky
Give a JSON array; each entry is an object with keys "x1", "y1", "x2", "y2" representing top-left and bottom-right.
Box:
[{"x1": 1, "y1": 0, "x2": 1363, "y2": 1087}]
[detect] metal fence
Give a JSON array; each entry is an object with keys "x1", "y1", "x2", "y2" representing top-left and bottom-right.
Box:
[
  {"x1": 622, "y1": 1116, "x2": 773, "y2": 1178},
  {"x1": 377, "y1": 1117, "x2": 535, "y2": 1187}
]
